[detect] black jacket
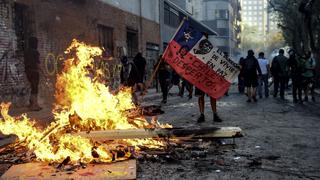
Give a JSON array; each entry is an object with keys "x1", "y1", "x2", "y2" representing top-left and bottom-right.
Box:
[{"x1": 243, "y1": 55, "x2": 262, "y2": 78}]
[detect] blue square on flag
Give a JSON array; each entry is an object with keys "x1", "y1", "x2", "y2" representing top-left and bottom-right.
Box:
[{"x1": 173, "y1": 20, "x2": 203, "y2": 53}]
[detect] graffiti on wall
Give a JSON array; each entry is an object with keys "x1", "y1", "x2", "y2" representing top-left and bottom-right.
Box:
[
  {"x1": 0, "y1": 47, "x2": 30, "y2": 103},
  {"x1": 44, "y1": 52, "x2": 122, "y2": 88},
  {"x1": 98, "y1": 59, "x2": 122, "y2": 89},
  {"x1": 44, "y1": 52, "x2": 64, "y2": 76}
]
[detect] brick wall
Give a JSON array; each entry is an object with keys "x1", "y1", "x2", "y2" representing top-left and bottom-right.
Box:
[
  {"x1": 0, "y1": 0, "x2": 160, "y2": 106},
  {"x1": 0, "y1": 1, "x2": 29, "y2": 106}
]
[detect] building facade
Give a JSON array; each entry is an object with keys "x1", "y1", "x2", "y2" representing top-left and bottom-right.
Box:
[
  {"x1": 241, "y1": 0, "x2": 279, "y2": 34},
  {"x1": 0, "y1": 0, "x2": 160, "y2": 106},
  {"x1": 192, "y1": 0, "x2": 242, "y2": 58}
]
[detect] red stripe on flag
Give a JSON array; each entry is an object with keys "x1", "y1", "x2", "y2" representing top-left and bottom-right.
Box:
[{"x1": 163, "y1": 40, "x2": 230, "y2": 99}]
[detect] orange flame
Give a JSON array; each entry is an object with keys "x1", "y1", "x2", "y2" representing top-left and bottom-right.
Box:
[{"x1": 0, "y1": 39, "x2": 171, "y2": 163}]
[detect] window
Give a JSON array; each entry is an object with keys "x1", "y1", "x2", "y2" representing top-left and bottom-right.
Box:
[
  {"x1": 214, "y1": 9, "x2": 229, "y2": 19},
  {"x1": 127, "y1": 29, "x2": 138, "y2": 58},
  {"x1": 98, "y1": 25, "x2": 114, "y2": 57},
  {"x1": 164, "y1": 2, "x2": 180, "y2": 27}
]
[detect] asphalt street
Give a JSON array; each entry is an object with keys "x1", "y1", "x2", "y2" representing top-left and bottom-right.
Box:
[{"x1": 138, "y1": 86, "x2": 320, "y2": 180}]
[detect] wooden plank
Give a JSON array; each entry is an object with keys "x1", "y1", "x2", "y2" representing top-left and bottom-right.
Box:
[
  {"x1": 74, "y1": 127, "x2": 242, "y2": 141},
  {"x1": 1, "y1": 160, "x2": 136, "y2": 180}
]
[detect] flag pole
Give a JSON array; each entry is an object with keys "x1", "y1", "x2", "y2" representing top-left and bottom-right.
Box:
[{"x1": 140, "y1": 17, "x2": 188, "y2": 102}]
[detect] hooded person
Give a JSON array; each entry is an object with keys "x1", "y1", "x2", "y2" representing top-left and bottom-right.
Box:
[
  {"x1": 24, "y1": 37, "x2": 42, "y2": 111},
  {"x1": 120, "y1": 56, "x2": 139, "y2": 87},
  {"x1": 133, "y1": 52, "x2": 146, "y2": 92}
]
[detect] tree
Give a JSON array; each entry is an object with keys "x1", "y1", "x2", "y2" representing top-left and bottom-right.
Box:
[
  {"x1": 269, "y1": 0, "x2": 320, "y2": 86},
  {"x1": 240, "y1": 24, "x2": 285, "y2": 57},
  {"x1": 240, "y1": 24, "x2": 262, "y2": 53}
]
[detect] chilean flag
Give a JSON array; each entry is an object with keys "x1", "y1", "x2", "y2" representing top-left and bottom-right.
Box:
[{"x1": 163, "y1": 20, "x2": 240, "y2": 99}]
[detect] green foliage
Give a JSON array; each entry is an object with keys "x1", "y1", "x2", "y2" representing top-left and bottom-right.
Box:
[
  {"x1": 269, "y1": 0, "x2": 320, "y2": 54},
  {"x1": 240, "y1": 24, "x2": 285, "y2": 56}
]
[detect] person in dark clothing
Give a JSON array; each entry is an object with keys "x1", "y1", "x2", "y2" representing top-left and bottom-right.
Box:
[
  {"x1": 120, "y1": 56, "x2": 139, "y2": 87},
  {"x1": 287, "y1": 49, "x2": 304, "y2": 103},
  {"x1": 24, "y1": 37, "x2": 42, "y2": 111},
  {"x1": 133, "y1": 52, "x2": 146, "y2": 92},
  {"x1": 271, "y1": 49, "x2": 288, "y2": 99},
  {"x1": 302, "y1": 51, "x2": 316, "y2": 102},
  {"x1": 242, "y1": 50, "x2": 262, "y2": 102},
  {"x1": 169, "y1": 70, "x2": 181, "y2": 95},
  {"x1": 238, "y1": 57, "x2": 246, "y2": 94},
  {"x1": 155, "y1": 55, "x2": 171, "y2": 104},
  {"x1": 120, "y1": 56, "x2": 139, "y2": 104},
  {"x1": 179, "y1": 78, "x2": 193, "y2": 99}
]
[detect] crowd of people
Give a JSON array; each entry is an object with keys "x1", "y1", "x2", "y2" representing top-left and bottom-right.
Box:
[
  {"x1": 121, "y1": 48, "x2": 317, "y2": 124},
  {"x1": 154, "y1": 56, "x2": 193, "y2": 104},
  {"x1": 22, "y1": 36, "x2": 317, "y2": 125},
  {"x1": 120, "y1": 52, "x2": 147, "y2": 104},
  {"x1": 238, "y1": 49, "x2": 317, "y2": 103},
  {"x1": 151, "y1": 48, "x2": 317, "y2": 124}
]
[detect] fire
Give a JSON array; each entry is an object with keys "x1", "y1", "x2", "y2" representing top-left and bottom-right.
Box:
[{"x1": 0, "y1": 39, "x2": 171, "y2": 163}]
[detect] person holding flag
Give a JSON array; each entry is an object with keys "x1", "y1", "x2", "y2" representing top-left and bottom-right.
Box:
[
  {"x1": 195, "y1": 87, "x2": 222, "y2": 123},
  {"x1": 161, "y1": 19, "x2": 240, "y2": 123},
  {"x1": 195, "y1": 33, "x2": 222, "y2": 123}
]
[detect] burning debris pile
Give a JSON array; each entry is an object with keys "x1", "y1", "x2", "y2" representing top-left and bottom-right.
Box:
[{"x1": 0, "y1": 39, "x2": 171, "y2": 164}]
